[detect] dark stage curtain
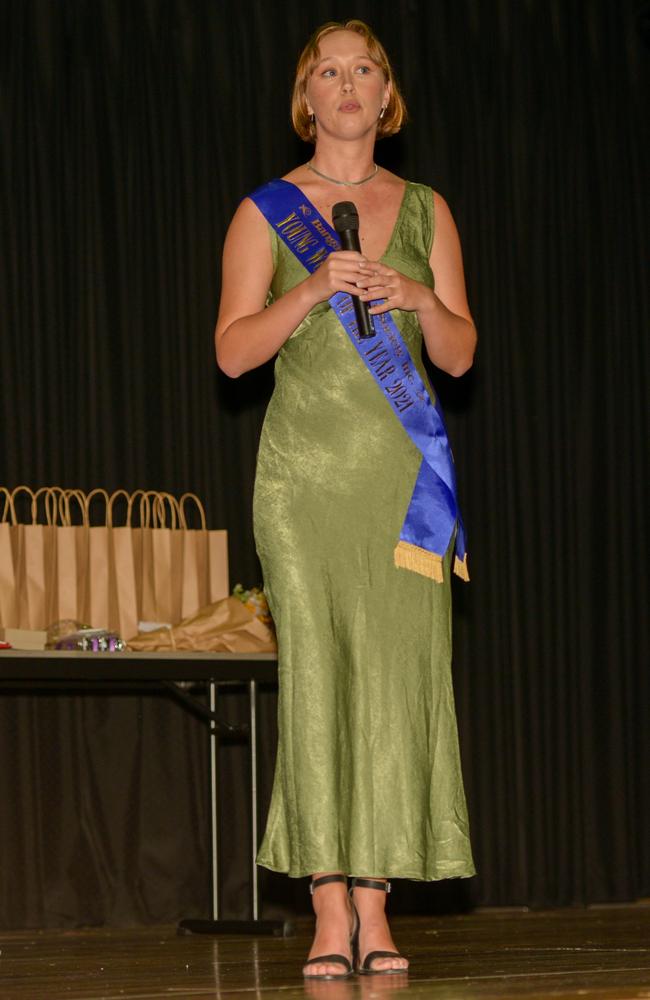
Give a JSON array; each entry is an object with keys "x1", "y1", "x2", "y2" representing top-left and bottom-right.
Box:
[{"x1": 1, "y1": 0, "x2": 648, "y2": 926}]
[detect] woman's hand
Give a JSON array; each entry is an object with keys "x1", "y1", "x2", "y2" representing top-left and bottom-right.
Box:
[
  {"x1": 354, "y1": 263, "x2": 434, "y2": 316},
  {"x1": 306, "y1": 251, "x2": 376, "y2": 307}
]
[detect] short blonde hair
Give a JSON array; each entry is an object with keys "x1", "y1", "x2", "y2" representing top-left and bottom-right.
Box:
[{"x1": 291, "y1": 20, "x2": 407, "y2": 144}]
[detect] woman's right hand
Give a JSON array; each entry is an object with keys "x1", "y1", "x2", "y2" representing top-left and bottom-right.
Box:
[
  {"x1": 304, "y1": 251, "x2": 375, "y2": 308},
  {"x1": 216, "y1": 199, "x2": 373, "y2": 378}
]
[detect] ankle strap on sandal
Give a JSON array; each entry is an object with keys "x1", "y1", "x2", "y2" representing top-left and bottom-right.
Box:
[
  {"x1": 350, "y1": 877, "x2": 392, "y2": 893},
  {"x1": 309, "y1": 874, "x2": 348, "y2": 894}
]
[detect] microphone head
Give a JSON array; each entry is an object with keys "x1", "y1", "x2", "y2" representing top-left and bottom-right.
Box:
[{"x1": 332, "y1": 201, "x2": 359, "y2": 233}]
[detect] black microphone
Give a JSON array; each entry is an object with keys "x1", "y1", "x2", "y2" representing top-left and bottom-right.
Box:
[{"x1": 332, "y1": 201, "x2": 375, "y2": 339}]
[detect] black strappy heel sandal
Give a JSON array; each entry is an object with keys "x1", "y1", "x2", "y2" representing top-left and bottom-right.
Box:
[
  {"x1": 303, "y1": 874, "x2": 357, "y2": 981},
  {"x1": 350, "y1": 877, "x2": 408, "y2": 976}
]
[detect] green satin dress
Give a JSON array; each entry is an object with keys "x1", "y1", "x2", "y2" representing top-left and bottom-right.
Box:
[{"x1": 253, "y1": 181, "x2": 475, "y2": 880}]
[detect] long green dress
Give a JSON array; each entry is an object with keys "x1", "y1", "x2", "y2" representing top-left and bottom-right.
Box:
[{"x1": 253, "y1": 181, "x2": 475, "y2": 880}]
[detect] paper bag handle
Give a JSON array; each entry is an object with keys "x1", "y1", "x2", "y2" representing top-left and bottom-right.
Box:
[
  {"x1": 107, "y1": 489, "x2": 133, "y2": 528},
  {"x1": 153, "y1": 493, "x2": 180, "y2": 530},
  {"x1": 59, "y1": 489, "x2": 87, "y2": 527},
  {"x1": 85, "y1": 488, "x2": 111, "y2": 525},
  {"x1": 1, "y1": 487, "x2": 14, "y2": 524},
  {"x1": 178, "y1": 492, "x2": 207, "y2": 531}
]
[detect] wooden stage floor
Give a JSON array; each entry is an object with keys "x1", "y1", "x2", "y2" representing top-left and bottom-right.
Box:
[{"x1": 1, "y1": 905, "x2": 649, "y2": 999}]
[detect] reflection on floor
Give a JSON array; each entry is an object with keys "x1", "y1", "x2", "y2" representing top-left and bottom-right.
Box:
[{"x1": 1, "y1": 904, "x2": 650, "y2": 999}]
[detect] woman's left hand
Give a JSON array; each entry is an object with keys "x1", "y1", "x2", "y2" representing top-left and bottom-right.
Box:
[{"x1": 355, "y1": 264, "x2": 433, "y2": 316}]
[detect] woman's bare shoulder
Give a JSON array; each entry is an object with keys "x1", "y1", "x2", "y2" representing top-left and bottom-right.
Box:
[
  {"x1": 431, "y1": 188, "x2": 455, "y2": 219},
  {"x1": 222, "y1": 196, "x2": 273, "y2": 279},
  {"x1": 228, "y1": 192, "x2": 270, "y2": 237}
]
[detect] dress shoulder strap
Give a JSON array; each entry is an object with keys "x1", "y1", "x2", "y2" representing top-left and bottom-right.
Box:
[{"x1": 386, "y1": 182, "x2": 435, "y2": 264}]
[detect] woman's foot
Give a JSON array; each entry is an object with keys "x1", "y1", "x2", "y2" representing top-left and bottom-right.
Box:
[
  {"x1": 304, "y1": 873, "x2": 356, "y2": 979},
  {"x1": 352, "y1": 878, "x2": 409, "y2": 974}
]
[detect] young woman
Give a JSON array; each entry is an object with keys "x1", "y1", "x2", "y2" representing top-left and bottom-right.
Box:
[{"x1": 216, "y1": 19, "x2": 476, "y2": 980}]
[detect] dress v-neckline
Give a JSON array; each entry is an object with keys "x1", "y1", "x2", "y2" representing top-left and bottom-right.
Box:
[
  {"x1": 379, "y1": 181, "x2": 410, "y2": 261},
  {"x1": 280, "y1": 178, "x2": 411, "y2": 263}
]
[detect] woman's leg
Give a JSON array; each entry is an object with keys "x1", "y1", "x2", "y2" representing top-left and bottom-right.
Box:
[
  {"x1": 304, "y1": 872, "x2": 356, "y2": 978},
  {"x1": 351, "y1": 878, "x2": 409, "y2": 973}
]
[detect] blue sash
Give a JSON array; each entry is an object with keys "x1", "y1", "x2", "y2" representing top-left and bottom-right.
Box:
[{"x1": 249, "y1": 178, "x2": 468, "y2": 583}]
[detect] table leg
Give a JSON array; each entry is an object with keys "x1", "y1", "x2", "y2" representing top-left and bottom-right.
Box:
[
  {"x1": 210, "y1": 679, "x2": 219, "y2": 920},
  {"x1": 177, "y1": 679, "x2": 292, "y2": 937},
  {"x1": 250, "y1": 678, "x2": 259, "y2": 921}
]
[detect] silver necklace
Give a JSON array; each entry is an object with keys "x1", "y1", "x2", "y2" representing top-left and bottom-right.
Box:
[{"x1": 307, "y1": 161, "x2": 379, "y2": 187}]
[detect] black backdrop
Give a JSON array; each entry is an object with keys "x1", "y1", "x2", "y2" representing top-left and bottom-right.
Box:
[{"x1": 1, "y1": 0, "x2": 648, "y2": 927}]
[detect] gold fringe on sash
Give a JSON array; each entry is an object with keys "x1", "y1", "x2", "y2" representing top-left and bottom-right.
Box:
[
  {"x1": 453, "y1": 553, "x2": 470, "y2": 582},
  {"x1": 394, "y1": 540, "x2": 444, "y2": 583},
  {"x1": 394, "y1": 541, "x2": 471, "y2": 583}
]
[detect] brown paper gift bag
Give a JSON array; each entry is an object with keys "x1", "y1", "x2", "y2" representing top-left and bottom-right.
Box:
[
  {"x1": 106, "y1": 490, "x2": 139, "y2": 641},
  {"x1": 0, "y1": 488, "x2": 18, "y2": 626},
  {"x1": 11, "y1": 487, "x2": 58, "y2": 629},
  {"x1": 84, "y1": 487, "x2": 139, "y2": 639},
  {"x1": 51, "y1": 489, "x2": 89, "y2": 624},
  {"x1": 179, "y1": 493, "x2": 229, "y2": 620},
  {"x1": 127, "y1": 596, "x2": 276, "y2": 653},
  {"x1": 149, "y1": 493, "x2": 184, "y2": 625},
  {"x1": 83, "y1": 488, "x2": 113, "y2": 631},
  {"x1": 127, "y1": 491, "x2": 182, "y2": 626}
]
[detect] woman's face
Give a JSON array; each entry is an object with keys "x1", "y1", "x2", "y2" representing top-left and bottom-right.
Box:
[{"x1": 305, "y1": 30, "x2": 390, "y2": 141}]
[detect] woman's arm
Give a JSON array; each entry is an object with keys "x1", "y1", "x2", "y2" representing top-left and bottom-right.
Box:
[
  {"x1": 418, "y1": 191, "x2": 477, "y2": 376},
  {"x1": 356, "y1": 191, "x2": 477, "y2": 377},
  {"x1": 215, "y1": 198, "x2": 371, "y2": 378}
]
